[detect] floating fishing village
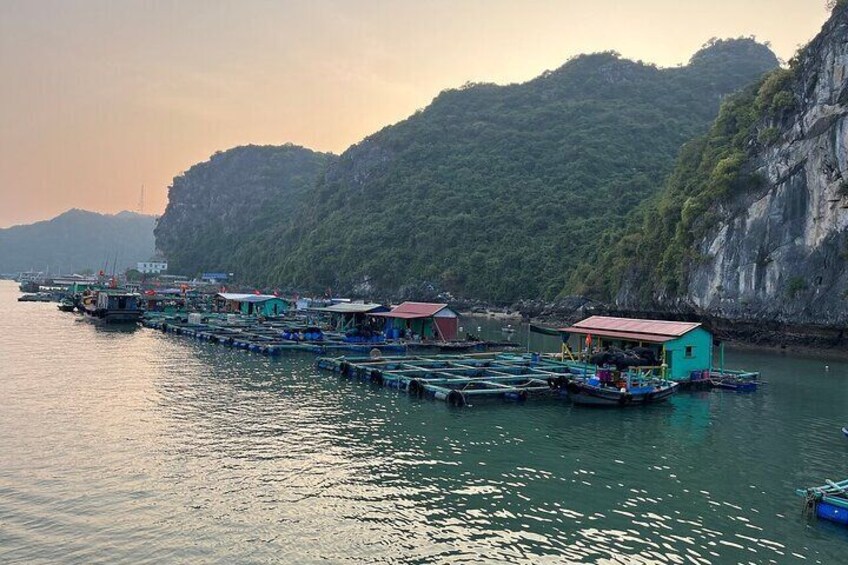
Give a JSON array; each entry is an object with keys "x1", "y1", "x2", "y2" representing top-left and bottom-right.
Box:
[
  {"x1": 14, "y1": 269, "x2": 848, "y2": 533},
  {"x1": 4, "y1": 4, "x2": 848, "y2": 560}
]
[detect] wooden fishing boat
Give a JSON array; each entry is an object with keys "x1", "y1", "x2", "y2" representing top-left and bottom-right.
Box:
[
  {"x1": 797, "y1": 479, "x2": 848, "y2": 527},
  {"x1": 564, "y1": 377, "x2": 678, "y2": 406},
  {"x1": 82, "y1": 290, "x2": 142, "y2": 324}
]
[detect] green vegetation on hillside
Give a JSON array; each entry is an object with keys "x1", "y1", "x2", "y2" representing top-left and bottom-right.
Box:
[
  {"x1": 264, "y1": 39, "x2": 778, "y2": 302},
  {"x1": 155, "y1": 144, "x2": 334, "y2": 277},
  {"x1": 0, "y1": 210, "x2": 156, "y2": 273}
]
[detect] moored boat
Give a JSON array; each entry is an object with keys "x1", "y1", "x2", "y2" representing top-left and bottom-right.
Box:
[
  {"x1": 797, "y1": 479, "x2": 848, "y2": 527},
  {"x1": 57, "y1": 297, "x2": 76, "y2": 312},
  {"x1": 18, "y1": 292, "x2": 53, "y2": 302},
  {"x1": 564, "y1": 376, "x2": 678, "y2": 406},
  {"x1": 710, "y1": 374, "x2": 758, "y2": 392},
  {"x1": 82, "y1": 290, "x2": 142, "y2": 324}
]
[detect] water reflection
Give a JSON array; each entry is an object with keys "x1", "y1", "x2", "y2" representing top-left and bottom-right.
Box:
[{"x1": 1, "y1": 284, "x2": 847, "y2": 563}]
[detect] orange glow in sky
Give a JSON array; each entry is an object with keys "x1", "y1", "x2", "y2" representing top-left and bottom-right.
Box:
[{"x1": 0, "y1": 0, "x2": 831, "y2": 227}]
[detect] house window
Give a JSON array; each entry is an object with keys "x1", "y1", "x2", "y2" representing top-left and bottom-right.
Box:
[{"x1": 685, "y1": 346, "x2": 694, "y2": 358}]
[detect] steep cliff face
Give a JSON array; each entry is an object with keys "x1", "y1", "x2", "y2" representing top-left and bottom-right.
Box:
[
  {"x1": 600, "y1": 7, "x2": 848, "y2": 337},
  {"x1": 684, "y1": 8, "x2": 848, "y2": 326},
  {"x1": 154, "y1": 144, "x2": 333, "y2": 277}
]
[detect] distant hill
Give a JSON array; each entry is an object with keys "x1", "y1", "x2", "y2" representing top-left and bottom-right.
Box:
[
  {"x1": 154, "y1": 144, "x2": 335, "y2": 276},
  {"x1": 154, "y1": 39, "x2": 779, "y2": 302},
  {"x1": 268, "y1": 38, "x2": 779, "y2": 301},
  {"x1": 0, "y1": 209, "x2": 156, "y2": 274}
]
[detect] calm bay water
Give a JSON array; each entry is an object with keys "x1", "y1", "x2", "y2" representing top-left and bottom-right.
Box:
[{"x1": 1, "y1": 281, "x2": 846, "y2": 564}]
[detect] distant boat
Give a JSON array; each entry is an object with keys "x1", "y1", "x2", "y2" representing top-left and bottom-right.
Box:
[
  {"x1": 501, "y1": 324, "x2": 516, "y2": 333},
  {"x1": 57, "y1": 297, "x2": 76, "y2": 312},
  {"x1": 843, "y1": 427, "x2": 848, "y2": 438},
  {"x1": 82, "y1": 290, "x2": 142, "y2": 324}
]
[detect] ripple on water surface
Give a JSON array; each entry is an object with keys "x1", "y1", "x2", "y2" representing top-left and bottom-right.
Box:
[{"x1": 0, "y1": 282, "x2": 847, "y2": 563}]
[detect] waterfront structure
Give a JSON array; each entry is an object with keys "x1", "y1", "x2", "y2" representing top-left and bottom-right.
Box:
[
  {"x1": 373, "y1": 302, "x2": 459, "y2": 341},
  {"x1": 215, "y1": 293, "x2": 289, "y2": 316},
  {"x1": 137, "y1": 260, "x2": 168, "y2": 274},
  {"x1": 319, "y1": 302, "x2": 389, "y2": 331},
  {"x1": 560, "y1": 316, "x2": 713, "y2": 381}
]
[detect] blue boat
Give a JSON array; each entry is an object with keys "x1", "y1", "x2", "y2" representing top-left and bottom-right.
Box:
[
  {"x1": 797, "y1": 479, "x2": 848, "y2": 527},
  {"x1": 564, "y1": 375, "x2": 678, "y2": 407}
]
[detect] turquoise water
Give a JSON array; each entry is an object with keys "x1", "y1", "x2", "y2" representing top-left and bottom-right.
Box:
[{"x1": 1, "y1": 281, "x2": 846, "y2": 563}]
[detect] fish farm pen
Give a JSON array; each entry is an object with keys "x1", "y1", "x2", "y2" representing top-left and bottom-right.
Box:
[
  {"x1": 316, "y1": 353, "x2": 597, "y2": 407},
  {"x1": 141, "y1": 314, "x2": 516, "y2": 357}
]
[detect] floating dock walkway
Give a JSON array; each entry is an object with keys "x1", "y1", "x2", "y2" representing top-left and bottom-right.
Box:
[
  {"x1": 316, "y1": 353, "x2": 591, "y2": 407},
  {"x1": 142, "y1": 316, "x2": 409, "y2": 356},
  {"x1": 141, "y1": 315, "x2": 516, "y2": 357}
]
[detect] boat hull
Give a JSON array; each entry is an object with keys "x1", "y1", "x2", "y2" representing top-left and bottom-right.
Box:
[
  {"x1": 83, "y1": 310, "x2": 142, "y2": 324},
  {"x1": 565, "y1": 381, "x2": 678, "y2": 406}
]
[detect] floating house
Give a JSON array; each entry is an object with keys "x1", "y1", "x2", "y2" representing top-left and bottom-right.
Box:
[
  {"x1": 319, "y1": 302, "x2": 389, "y2": 331},
  {"x1": 142, "y1": 290, "x2": 186, "y2": 314},
  {"x1": 216, "y1": 293, "x2": 289, "y2": 317},
  {"x1": 560, "y1": 316, "x2": 712, "y2": 381},
  {"x1": 373, "y1": 302, "x2": 459, "y2": 341}
]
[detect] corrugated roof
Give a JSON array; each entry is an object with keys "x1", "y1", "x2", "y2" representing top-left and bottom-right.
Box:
[
  {"x1": 217, "y1": 293, "x2": 285, "y2": 303},
  {"x1": 372, "y1": 301, "x2": 449, "y2": 319},
  {"x1": 559, "y1": 327, "x2": 675, "y2": 344},
  {"x1": 319, "y1": 303, "x2": 387, "y2": 314},
  {"x1": 560, "y1": 316, "x2": 701, "y2": 342}
]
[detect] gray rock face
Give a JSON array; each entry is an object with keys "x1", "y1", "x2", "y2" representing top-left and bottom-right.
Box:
[{"x1": 685, "y1": 9, "x2": 848, "y2": 326}]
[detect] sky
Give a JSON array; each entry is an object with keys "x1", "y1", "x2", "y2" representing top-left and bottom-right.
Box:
[{"x1": 0, "y1": 0, "x2": 832, "y2": 228}]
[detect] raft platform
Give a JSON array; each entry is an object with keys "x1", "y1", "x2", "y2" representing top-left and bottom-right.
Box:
[
  {"x1": 142, "y1": 316, "x2": 408, "y2": 355},
  {"x1": 316, "y1": 353, "x2": 589, "y2": 407},
  {"x1": 141, "y1": 315, "x2": 516, "y2": 357}
]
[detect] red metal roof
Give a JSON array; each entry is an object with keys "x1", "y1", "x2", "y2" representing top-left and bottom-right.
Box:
[
  {"x1": 558, "y1": 327, "x2": 675, "y2": 344},
  {"x1": 559, "y1": 316, "x2": 701, "y2": 343},
  {"x1": 372, "y1": 301, "x2": 449, "y2": 319}
]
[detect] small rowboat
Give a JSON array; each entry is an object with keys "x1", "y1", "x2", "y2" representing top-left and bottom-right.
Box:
[
  {"x1": 564, "y1": 378, "x2": 678, "y2": 407},
  {"x1": 842, "y1": 427, "x2": 848, "y2": 438},
  {"x1": 797, "y1": 478, "x2": 848, "y2": 527},
  {"x1": 711, "y1": 377, "x2": 757, "y2": 392}
]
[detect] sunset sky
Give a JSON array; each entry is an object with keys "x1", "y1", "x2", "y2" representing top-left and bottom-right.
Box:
[{"x1": 0, "y1": 0, "x2": 832, "y2": 227}]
